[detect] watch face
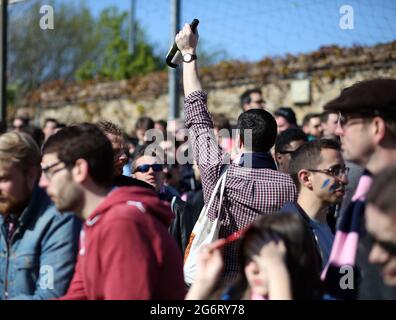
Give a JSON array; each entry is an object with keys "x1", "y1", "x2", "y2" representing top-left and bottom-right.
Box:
[{"x1": 183, "y1": 53, "x2": 192, "y2": 62}]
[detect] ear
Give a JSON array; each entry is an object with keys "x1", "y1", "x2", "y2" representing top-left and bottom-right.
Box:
[
  {"x1": 275, "y1": 152, "x2": 284, "y2": 163},
  {"x1": 372, "y1": 116, "x2": 386, "y2": 144},
  {"x1": 71, "y1": 158, "x2": 89, "y2": 184},
  {"x1": 297, "y1": 169, "x2": 313, "y2": 189}
]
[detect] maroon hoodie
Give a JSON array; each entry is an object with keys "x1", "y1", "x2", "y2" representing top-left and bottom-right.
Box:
[{"x1": 60, "y1": 187, "x2": 186, "y2": 300}]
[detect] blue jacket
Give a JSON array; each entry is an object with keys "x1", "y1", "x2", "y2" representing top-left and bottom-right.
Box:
[{"x1": 0, "y1": 187, "x2": 81, "y2": 300}]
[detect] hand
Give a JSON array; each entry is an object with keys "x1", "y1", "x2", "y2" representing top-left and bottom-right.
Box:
[
  {"x1": 252, "y1": 239, "x2": 287, "y2": 271},
  {"x1": 186, "y1": 240, "x2": 224, "y2": 300},
  {"x1": 175, "y1": 23, "x2": 199, "y2": 55},
  {"x1": 252, "y1": 240, "x2": 292, "y2": 300},
  {"x1": 195, "y1": 240, "x2": 224, "y2": 283}
]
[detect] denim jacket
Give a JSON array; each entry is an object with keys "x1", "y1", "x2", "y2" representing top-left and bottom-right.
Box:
[{"x1": 0, "y1": 187, "x2": 81, "y2": 300}]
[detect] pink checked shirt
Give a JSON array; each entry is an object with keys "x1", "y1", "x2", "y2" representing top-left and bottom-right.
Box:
[{"x1": 184, "y1": 90, "x2": 297, "y2": 281}]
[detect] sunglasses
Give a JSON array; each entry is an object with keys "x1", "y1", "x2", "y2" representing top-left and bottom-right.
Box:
[
  {"x1": 134, "y1": 164, "x2": 163, "y2": 173},
  {"x1": 307, "y1": 164, "x2": 349, "y2": 178}
]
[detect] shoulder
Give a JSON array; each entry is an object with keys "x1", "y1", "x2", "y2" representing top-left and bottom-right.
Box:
[
  {"x1": 114, "y1": 175, "x2": 155, "y2": 190},
  {"x1": 229, "y1": 165, "x2": 296, "y2": 185}
]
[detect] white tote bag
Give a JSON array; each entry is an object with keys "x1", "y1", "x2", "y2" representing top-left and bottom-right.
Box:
[{"x1": 183, "y1": 169, "x2": 228, "y2": 285}]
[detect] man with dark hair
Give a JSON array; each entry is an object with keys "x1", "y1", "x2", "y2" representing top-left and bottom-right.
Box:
[
  {"x1": 176, "y1": 23, "x2": 296, "y2": 283},
  {"x1": 154, "y1": 119, "x2": 167, "y2": 136},
  {"x1": 322, "y1": 78, "x2": 396, "y2": 299},
  {"x1": 302, "y1": 113, "x2": 323, "y2": 141},
  {"x1": 319, "y1": 111, "x2": 364, "y2": 218},
  {"x1": 135, "y1": 116, "x2": 155, "y2": 146},
  {"x1": 283, "y1": 139, "x2": 348, "y2": 267},
  {"x1": 96, "y1": 120, "x2": 153, "y2": 190},
  {"x1": 12, "y1": 116, "x2": 29, "y2": 132},
  {"x1": 365, "y1": 165, "x2": 396, "y2": 287},
  {"x1": 274, "y1": 107, "x2": 297, "y2": 133},
  {"x1": 240, "y1": 88, "x2": 266, "y2": 111},
  {"x1": 274, "y1": 128, "x2": 307, "y2": 173},
  {"x1": 320, "y1": 111, "x2": 339, "y2": 140},
  {"x1": 42, "y1": 118, "x2": 59, "y2": 142},
  {"x1": 39, "y1": 124, "x2": 185, "y2": 299}
]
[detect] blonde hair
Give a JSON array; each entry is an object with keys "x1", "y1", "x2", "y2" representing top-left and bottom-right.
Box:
[{"x1": 0, "y1": 132, "x2": 41, "y2": 172}]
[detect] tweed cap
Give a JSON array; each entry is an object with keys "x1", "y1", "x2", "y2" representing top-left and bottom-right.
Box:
[{"x1": 324, "y1": 78, "x2": 396, "y2": 118}]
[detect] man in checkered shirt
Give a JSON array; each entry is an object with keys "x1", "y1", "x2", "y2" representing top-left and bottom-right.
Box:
[{"x1": 176, "y1": 23, "x2": 297, "y2": 282}]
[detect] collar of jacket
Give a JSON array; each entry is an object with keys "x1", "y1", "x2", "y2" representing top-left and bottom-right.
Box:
[
  {"x1": 237, "y1": 152, "x2": 277, "y2": 170},
  {"x1": 0, "y1": 186, "x2": 50, "y2": 231}
]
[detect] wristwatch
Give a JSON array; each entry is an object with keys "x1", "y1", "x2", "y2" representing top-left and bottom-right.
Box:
[{"x1": 182, "y1": 53, "x2": 197, "y2": 63}]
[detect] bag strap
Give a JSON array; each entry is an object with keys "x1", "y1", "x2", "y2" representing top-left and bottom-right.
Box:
[
  {"x1": 199, "y1": 169, "x2": 228, "y2": 222},
  {"x1": 216, "y1": 169, "x2": 228, "y2": 219}
]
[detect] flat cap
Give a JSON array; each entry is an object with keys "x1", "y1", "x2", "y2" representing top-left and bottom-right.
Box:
[{"x1": 324, "y1": 79, "x2": 396, "y2": 118}]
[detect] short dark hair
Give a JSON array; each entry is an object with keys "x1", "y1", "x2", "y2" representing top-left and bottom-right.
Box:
[
  {"x1": 131, "y1": 144, "x2": 163, "y2": 172},
  {"x1": 289, "y1": 139, "x2": 341, "y2": 190},
  {"x1": 42, "y1": 123, "x2": 114, "y2": 188},
  {"x1": 320, "y1": 111, "x2": 338, "y2": 124},
  {"x1": 274, "y1": 107, "x2": 297, "y2": 126},
  {"x1": 155, "y1": 119, "x2": 167, "y2": 130},
  {"x1": 366, "y1": 165, "x2": 396, "y2": 215},
  {"x1": 135, "y1": 117, "x2": 154, "y2": 131},
  {"x1": 275, "y1": 128, "x2": 307, "y2": 154},
  {"x1": 240, "y1": 88, "x2": 262, "y2": 109},
  {"x1": 237, "y1": 109, "x2": 277, "y2": 152},
  {"x1": 44, "y1": 118, "x2": 59, "y2": 127},
  {"x1": 302, "y1": 113, "x2": 321, "y2": 127}
]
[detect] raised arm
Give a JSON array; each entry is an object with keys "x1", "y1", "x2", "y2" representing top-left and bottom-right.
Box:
[
  {"x1": 175, "y1": 23, "x2": 202, "y2": 96},
  {"x1": 175, "y1": 23, "x2": 228, "y2": 206}
]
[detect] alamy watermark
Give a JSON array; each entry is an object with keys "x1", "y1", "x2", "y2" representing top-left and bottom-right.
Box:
[
  {"x1": 39, "y1": 5, "x2": 54, "y2": 30},
  {"x1": 39, "y1": 265, "x2": 54, "y2": 290},
  {"x1": 339, "y1": 5, "x2": 354, "y2": 30},
  {"x1": 140, "y1": 128, "x2": 253, "y2": 167},
  {"x1": 339, "y1": 265, "x2": 354, "y2": 290}
]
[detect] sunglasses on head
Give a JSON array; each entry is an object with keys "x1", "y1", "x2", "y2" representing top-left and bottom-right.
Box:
[{"x1": 134, "y1": 164, "x2": 163, "y2": 173}]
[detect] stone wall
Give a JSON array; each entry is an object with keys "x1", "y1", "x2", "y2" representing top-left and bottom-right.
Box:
[{"x1": 15, "y1": 41, "x2": 396, "y2": 134}]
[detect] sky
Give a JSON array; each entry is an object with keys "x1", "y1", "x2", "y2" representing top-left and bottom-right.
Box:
[
  {"x1": 10, "y1": 0, "x2": 396, "y2": 62},
  {"x1": 83, "y1": 0, "x2": 396, "y2": 62}
]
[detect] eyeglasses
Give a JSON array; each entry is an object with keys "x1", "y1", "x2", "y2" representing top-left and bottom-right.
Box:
[
  {"x1": 338, "y1": 112, "x2": 371, "y2": 128},
  {"x1": 134, "y1": 164, "x2": 163, "y2": 173},
  {"x1": 307, "y1": 164, "x2": 349, "y2": 178},
  {"x1": 42, "y1": 161, "x2": 67, "y2": 180},
  {"x1": 368, "y1": 233, "x2": 396, "y2": 256}
]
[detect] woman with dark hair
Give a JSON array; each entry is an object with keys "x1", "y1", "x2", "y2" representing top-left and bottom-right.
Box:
[{"x1": 186, "y1": 213, "x2": 323, "y2": 300}]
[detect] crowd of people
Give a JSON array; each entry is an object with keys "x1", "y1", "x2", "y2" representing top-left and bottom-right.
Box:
[{"x1": 0, "y1": 23, "x2": 396, "y2": 300}]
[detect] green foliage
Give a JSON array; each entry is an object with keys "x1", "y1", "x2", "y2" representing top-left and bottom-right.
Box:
[
  {"x1": 75, "y1": 7, "x2": 162, "y2": 82},
  {"x1": 9, "y1": 0, "x2": 100, "y2": 95}
]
